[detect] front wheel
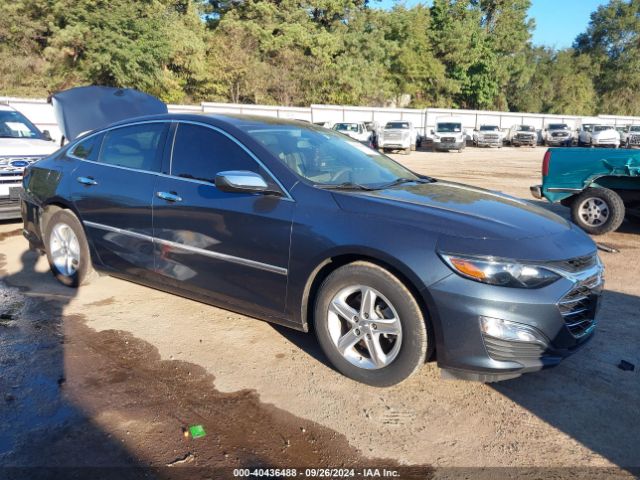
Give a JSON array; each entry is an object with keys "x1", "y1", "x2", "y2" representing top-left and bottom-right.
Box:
[
  {"x1": 571, "y1": 188, "x2": 625, "y2": 235},
  {"x1": 314, "y1": 262, "x2": 430, "y2": 387},
  {"x1": 44, "y1": 209, "x2": 95, "y2": 287}
]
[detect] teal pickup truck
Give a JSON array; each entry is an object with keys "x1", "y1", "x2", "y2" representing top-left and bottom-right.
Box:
[{"x1": 531, "y1": 148, "x2": 640, "y2": 234}]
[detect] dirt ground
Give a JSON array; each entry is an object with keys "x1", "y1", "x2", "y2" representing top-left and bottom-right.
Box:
[{"x1": 0, "y1": 146, "x2": 638, "y2": 479}]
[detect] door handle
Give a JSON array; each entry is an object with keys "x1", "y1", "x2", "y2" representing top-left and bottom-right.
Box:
[
  {"x1": 77, "y1": 176, "x2": 98, "y2": 186},
  {"x1": 156, "y1": 191, "x2": 182, "y2": 202}
]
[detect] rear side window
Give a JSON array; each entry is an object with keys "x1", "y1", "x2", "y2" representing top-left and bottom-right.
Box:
[
  {"x1": 99, "y1": 123, "x2": 167, "y2": 172},
  {"x1": 70, "y1": 134, "x2": 102, "y2": 161},
  {"x1": 171, "y1": 123, "x2": 258, "y2": 183}
]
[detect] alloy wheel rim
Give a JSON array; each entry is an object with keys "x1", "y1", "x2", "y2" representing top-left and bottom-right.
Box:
[
  {"x1": 327, "y1": 285, "x2": 402, "y2": 370},
  {"x1": 49, "y1": 223, "x2": 80, "y2": 277},
  {"x1": 578, "y1": 198, "x2": 610, "y2": 226}
]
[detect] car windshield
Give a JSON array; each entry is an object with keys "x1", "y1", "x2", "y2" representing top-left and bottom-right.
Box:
[
  {"x1": 244, "y1": 124, "x2": 420, "y2": 188},
  {"x1": 516, "y1": 125, "x2": 534, "y2": 131},
  {"x1": 479, "y1": 126, "x2": 499, "y2": 131},
  {"x1": 593, "y1": 125, "x2": 613, "y2": 132},
  {"x1": 0, "y1": 110, "x2": 43, "y2": 139},
  {"x1": 436, "y1": 123, "x2": 461, "y2": 133},
  {"x1": 630, "y1": 126, "x2": 640, "y2": 132},
  {"x1": 333, "y1": 123, "x2": 359, "y2": 132},
  {"x1": 548, "y1": 124, "x2": 569, "y2": 130},
  {"x1": 385, "y1": 122, "x2": 409, "y2": 129}
]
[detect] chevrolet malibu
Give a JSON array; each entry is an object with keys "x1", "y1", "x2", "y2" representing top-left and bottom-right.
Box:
[{"x1": 21, "y1": 89, "x2": 604, "y2": 386}]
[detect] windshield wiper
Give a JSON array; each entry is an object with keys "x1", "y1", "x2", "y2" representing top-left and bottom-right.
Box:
[
  {"x1": 316, "y1": 182, "x2": 376, "y2": 191},
  {"x1": 374, "y1": 177, "x2": 434, "y2": 189}
]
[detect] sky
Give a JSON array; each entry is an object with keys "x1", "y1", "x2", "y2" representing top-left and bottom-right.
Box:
[{"x1": 374, "y1": 0, "x2": 608, "y2": 49}]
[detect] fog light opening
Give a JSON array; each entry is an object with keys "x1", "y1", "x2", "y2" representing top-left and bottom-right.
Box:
[{"x1": 479, "y1": 316, "x2": 549, "y2": 347}]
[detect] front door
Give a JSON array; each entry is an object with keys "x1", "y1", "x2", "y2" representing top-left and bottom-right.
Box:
[
  {"x1": 70, "y1": 121, "x2": 169, "y2": 275},
  {"x1": 152, "y1": 122, "x2": 294, "y2": 317}
]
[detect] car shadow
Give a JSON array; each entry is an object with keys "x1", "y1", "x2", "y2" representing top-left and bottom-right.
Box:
[
  {"x1": 0, "y1": 250, "x2": 169, "y2": 479},
  {"x1": 491, "y1": 288, "x2": 640, "y2": 473}
]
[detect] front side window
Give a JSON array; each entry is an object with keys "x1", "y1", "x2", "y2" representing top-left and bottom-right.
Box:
[
  {"x1": 0, "y1": 110, "x2": 43, "y2": 139},
  {"x1": 171, "y1": 123, "x2": 259, "y2": 183},
  {"x1": 244, "y1": 124, "x2": 419, "y2": 187},
  {"x1": 100, "y1": 123, "x2": 167, "y2": 171}
]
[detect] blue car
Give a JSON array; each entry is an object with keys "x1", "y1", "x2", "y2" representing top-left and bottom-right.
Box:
[{"x1": 21, "y1": 87, "x2": 604, "y2": 386}]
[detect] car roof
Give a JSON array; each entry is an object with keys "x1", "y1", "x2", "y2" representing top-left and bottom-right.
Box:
[
  {"x1": 0, "y1": 104, "x2": 16, "y2": 112},
  {"x1": 108, "y1": 112, "x2": 316, "y2": 130}
]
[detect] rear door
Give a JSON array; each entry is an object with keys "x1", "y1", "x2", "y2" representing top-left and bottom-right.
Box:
[
  {"x1": 152, "y1": 122, "x2": 294, "y2": 317},
  {"x1": 70, "y1": 121, "x2": 169, "y2": 275}
]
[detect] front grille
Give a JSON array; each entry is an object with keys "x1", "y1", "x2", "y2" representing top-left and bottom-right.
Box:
[
  {"x1": 441, "y1": 137, "x2": 455, "y2": 143},
  {"x1": 546, "y1": 253, "x2": 598, "y2": 273},
  {"x1": 516, "y1": 134, "x2": 535, "y2": 141},
  {"x1": 552, "y1": 132, "x2": 569, "y2": 137},
  {"x1": 629, "y1": 134, "x2": 640, "y2": 145},
  {"x1": 481, "y1": 134, "x2": 500, "y2": 141},
  {"x1": 0, "y1": 196, "x2": 20, "y2": 206},
  {"x1": 384, "y1": 132, "x2": 403, "y2": 140},
  {"x1": 558, "y1": 274, "x2": 601, "y2": 338},
  {"x1": 483, "y1": 336, "x2": 547, "y2": 362}
]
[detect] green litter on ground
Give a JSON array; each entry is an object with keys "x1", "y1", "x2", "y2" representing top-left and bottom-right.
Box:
[{"x1": 189, "y1": 424, "x2": 206, "y2": 439}]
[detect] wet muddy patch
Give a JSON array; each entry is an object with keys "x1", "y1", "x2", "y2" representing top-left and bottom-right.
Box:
[{"x1": 0, "y1": 280, "x2": 432, "y2": 479}]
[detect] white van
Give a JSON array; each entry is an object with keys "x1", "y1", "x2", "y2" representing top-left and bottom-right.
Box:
[
  {"x1": 431, "y1": 117, "x2": 465, "y2": 152},
  {"x1": 0, "y1": 104, "x2": 58, "y2": 219}
]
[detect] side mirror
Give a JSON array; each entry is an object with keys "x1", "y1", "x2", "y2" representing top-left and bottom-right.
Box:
[
  {"x1": 42, "y1": 130, "x2": 53, "y2": 141},
  {"x1": 430, "y1": 129, "x2": 435, "y2": 135},
  {"x1": 215, "y1": 171, "x2": 280, "y2": 196}
]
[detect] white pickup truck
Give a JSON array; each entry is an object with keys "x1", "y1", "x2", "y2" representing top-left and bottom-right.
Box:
[
  {"x1": 378, "y1": 121, "x2": 418, "y2": 154},
  {"x1": 0, "y1": 104, "x2": 58, "y2": 220},
  {"x1": 331, "y1": 122, "x2": 373, "y2": 146}
]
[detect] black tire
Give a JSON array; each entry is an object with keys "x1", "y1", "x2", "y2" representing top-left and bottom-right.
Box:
[
  {"x1": 314, "y1": 261, "x2": 430, "y2": 387},
  {"x1": 43, "y1": 209, "x2": 95, "y2": 287},
  {"x1": 570, "y1": 188, "x2": 626, "y2": 235}
]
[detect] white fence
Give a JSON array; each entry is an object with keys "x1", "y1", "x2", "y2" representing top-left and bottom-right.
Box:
[{"x1": 3, "y1": 96, "x2": 640, "y2": 144}]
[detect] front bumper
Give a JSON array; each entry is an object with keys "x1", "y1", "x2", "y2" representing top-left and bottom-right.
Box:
[
  {"x1": 425, "y1": 261, "x2": 603, "y2": 382},
  {"x1": 434, "y1": 140, "x2": 465, "y2": 151},
  {"x1": 380, "y1": 141, "x2": 410, "y2": 150},
  {"x1": 476, "y1": 139, "x2": 502, "y2": 147},
  {"x1": 592, "y1": 138, "x2": 620, "y2": 147},
  {"x1": 546, "y1": 137, "x2": 572, "y2": 145},
  {"x1": 512, "y1": 137, "x2": 537, "y2": 146},
  {"x1": 0, "y1": 187, "x2": 24, "y2": 220}
]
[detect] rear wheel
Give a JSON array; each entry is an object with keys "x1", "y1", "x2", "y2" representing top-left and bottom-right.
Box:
[
  {"x1": 314, "y1": 262, "x2": 430, "y2": 387},
  {"x1": 44, "y1": 209, "x2": 95, "y2": 287},
  {"x1": 571, "y1": 188, "x2": 625, "y2": 235}
]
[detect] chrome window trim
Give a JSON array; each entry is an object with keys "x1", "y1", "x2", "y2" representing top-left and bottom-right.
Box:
[
  {"x1": 65, "y1": 119, "x2": 293, "y2": 201},
  {"x1": 83, "y1": 220, "x2": 288, "y2": 276},
  {"x1": 170, "y1": 120, "x2": 294, "y2": 201}
]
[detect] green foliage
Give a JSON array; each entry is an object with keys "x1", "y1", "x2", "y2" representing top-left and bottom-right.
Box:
[{"x1": 0, "y1": 0, "x2": 634, "y2": 116}]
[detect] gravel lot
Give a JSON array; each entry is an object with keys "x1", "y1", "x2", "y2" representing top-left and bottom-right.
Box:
[{"x1": 1, "y1": 146, "x2": 638, "y2": 478}]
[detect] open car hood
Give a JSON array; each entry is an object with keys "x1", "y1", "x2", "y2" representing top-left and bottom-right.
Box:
[{"x1": 50, "y1": 86, "x2": 167, "y2": 142}]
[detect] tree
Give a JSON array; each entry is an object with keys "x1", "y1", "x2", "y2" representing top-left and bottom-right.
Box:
[{"x1": 575, "y1": 0, "x2": 640, "y2": 115}]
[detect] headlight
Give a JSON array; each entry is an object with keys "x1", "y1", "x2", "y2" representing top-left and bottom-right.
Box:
[{"x1": 439, "y1": 253, "x2": 561, "y2": 288}]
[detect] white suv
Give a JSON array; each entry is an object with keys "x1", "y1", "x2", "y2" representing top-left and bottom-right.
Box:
[{"x1": 0, "y1": 104, "x2": 58, "y2": 219}]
